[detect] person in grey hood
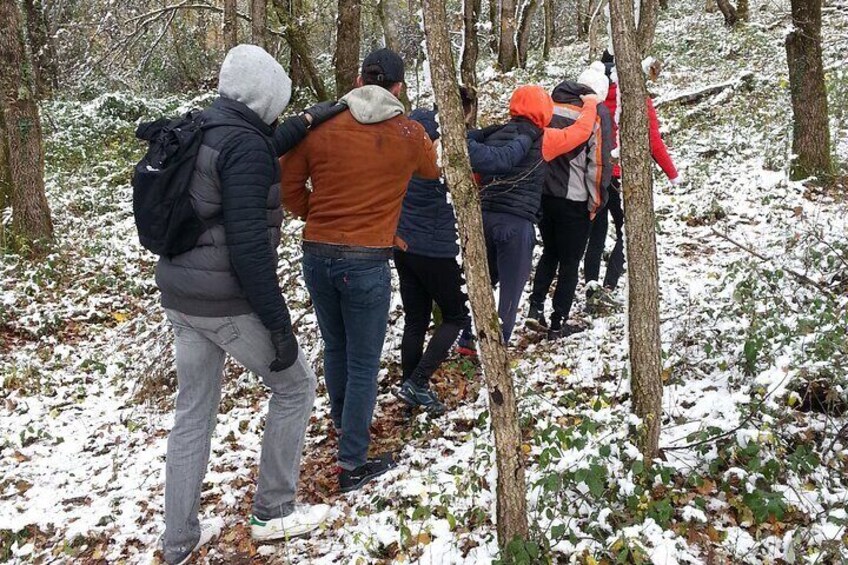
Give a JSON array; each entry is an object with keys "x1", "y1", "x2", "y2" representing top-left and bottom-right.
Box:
[
  {"x1": 281, "y1": 48, "x2": 439, "y2": 494},
  {"x1": 156, "y1": 44, "x2": 343, "y2": 564}
]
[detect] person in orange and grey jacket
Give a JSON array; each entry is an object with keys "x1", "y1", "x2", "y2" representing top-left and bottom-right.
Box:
[
  {"x1": 280, "y1": 48, "x2": 439, "y2": 493},
  {"x1": 394, "y1": 88, "x2": 535, "y2": 416},
  {"x1": 462, "y1": 84, "x2": 599, "y2": 345},
  {"x1": 583, "y1": 50, "x2": 680, "y2": 309},
  {"x1": 528, "y1": 62, "x2": 614, "y2": 339}
]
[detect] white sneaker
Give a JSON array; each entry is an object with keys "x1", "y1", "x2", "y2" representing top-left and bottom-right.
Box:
[
  {"x1": 250, "y1": 504, "x2": 330, "y2": 541},
  {"x1": 174, "y1": 517, "x2": 224, "y2": 565}
]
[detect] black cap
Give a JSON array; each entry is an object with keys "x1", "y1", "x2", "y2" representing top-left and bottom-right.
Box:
[{"x1": 361, "y1": 48, "x2": 405, "y2": 83}]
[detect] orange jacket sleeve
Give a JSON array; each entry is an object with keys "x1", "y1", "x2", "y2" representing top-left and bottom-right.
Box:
[
  {"x1": 541, "y1": 101, "x2": 598, "y2": 162},
  {"x1": 414, "y1": 130, "x2": 441, "y2": 180},
  {"x1": 279, "y1": 142, "x2": 310, "y2": 220}
]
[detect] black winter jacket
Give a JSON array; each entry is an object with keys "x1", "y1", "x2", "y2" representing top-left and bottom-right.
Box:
[
  {"x1": 155, "y1": 97, "x2": 308, "y2": 333},
  {"x1": 478, "y1": 119, "x2": 546, "y2": 223}
]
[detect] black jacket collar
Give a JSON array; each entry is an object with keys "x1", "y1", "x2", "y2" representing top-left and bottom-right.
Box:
[{"x1": 209, "y1": 97, "x2": 274, "y2": 136}]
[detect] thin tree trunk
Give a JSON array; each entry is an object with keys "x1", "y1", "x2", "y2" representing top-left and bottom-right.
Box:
[
  {"x1": 636, "y1": 0, "x2": 659, "y2": 54},
  {"x1": 271, "y1": 0, "x2": 329, "y2": 99},
  {"x1": 489, "y1": 0, "x2": 500, "y2": 55},
  {"x1": 251, "y1": 0, "x2": 267, "y2": 48},
  {"x1": 498, "y1": 0, "x2": 518, "y2": 70},
  {"x1": 0, "y1": 0, "x2": 53, "y2": 249},
  {"x1": 461, "y1": 0, "x2": 482, "y2": 124},
  {"x1": 516, "y1": 0, "x2": 539, "y2": 68},
  {"x1": 286, "y1": 0, "x2": 307, "y2": 89},
  {"x1": 737, "y1": 0, "x2": 749, "y2": 20},
  {"x1": 587, "y1": 0, "x2": 609, "y2": 60},
  {"x1": 577, "y1": 0, "x2": 587, "y2": 39},
  {"x1": 334, "y1": 0, "x2": 362, "y2": 98},
  {"x1": 609, "y1": 0, "x2": 662, "y2": 462},
  {"x1": 422, "y1": 0, "x2": 529, "y2": 547},
  {"x1": 378, "y1": 0, "x2": 411, "y2": 110},
  {"x1": 543, "y1": 0, "x2": 554, "y2": 59},
  {"x1": 716, "y1": 0, "x2": 738, "y2": 25},
  {"x1": 786, "y1": 0, "x2": 831, "y2": 180},
  {"x1": 0, "y1": 106, "x2": 11, "y2": 211},
  {"x1": 223, "y1": 0, "x2": 238, "y2": 48},
  {"x1": 22, "y1": 0, "x2": 58, "y2": 98}
]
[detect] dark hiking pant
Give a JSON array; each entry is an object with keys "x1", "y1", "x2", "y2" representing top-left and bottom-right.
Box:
[
  {"x1": 482, "y1": 211, "x2": 535, "y2": 342},
  {"x1": 584, "y1": 180, "x2": 625, "y2": 290},
  {"x1": 530, "y1": 196, "x2": 592, "y2": 324},
  {"x1": 394, "y1": 250, "x2": 470, "y2": 387}
]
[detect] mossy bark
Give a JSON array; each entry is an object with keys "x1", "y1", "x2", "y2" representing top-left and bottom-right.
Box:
[
  {"x1": 423, "y1": 0, "x2": 529, "y2": 547},
  {"x1": 609, "y1": 0, "x2": 663, "y2": 462}
]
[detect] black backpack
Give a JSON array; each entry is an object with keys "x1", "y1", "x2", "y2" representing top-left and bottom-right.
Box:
[{"x1": 132, "y1": 110, "x2": 211, "y2": 257}]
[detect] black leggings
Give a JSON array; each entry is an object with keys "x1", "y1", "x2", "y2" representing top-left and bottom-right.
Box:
[
  {"x1": 584, "y1": 180, "x2": 625, "y2": 290},
  {"x1": 394, "y1": 250, "x2": 471, "y2": 386},
  {"x1": 529, "y1": 196, "x2": 592, "y2": 323}
]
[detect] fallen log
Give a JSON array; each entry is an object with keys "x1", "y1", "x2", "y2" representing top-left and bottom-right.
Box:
[{"x1": 654, "y1": 71, "x2": 755, "y2": 109}]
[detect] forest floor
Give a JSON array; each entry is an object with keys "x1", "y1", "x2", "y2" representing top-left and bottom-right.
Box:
[{"x1": 2, "y1": 0, "x2": 848, "y2": 563}]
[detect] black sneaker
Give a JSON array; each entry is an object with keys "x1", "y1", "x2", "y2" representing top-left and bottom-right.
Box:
[
  {"x1": 396, "y1": 380, "x2": 447, "y2": 416},
  {"x1": 548, "y1": 323, "x2": 585, "y2": 340},
  {"x1": 525, "y1": 303, "x2": 548, "y2": 332},
  {"x1": 338, "y1": 453, "x2": 397, "y2": 493}
]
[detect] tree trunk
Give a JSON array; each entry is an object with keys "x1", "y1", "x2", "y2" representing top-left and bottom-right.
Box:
[
  {"x1": 271, "y1": 0, "x2": 329, "y2": 99},
  {"x1": 223, "y1": 0, "x2": 238, "y2": 49},
  {"x1": 0, "y1": 106, "x2": 11, "y2": 212},
  {"x1": 286, "y1": 0, "x2": 307, "y2": 89},
  {"x1": 334, "y1": 0, "x2": 362, "y2": 98},
  {"x1": 516, "y1": 0, "x2": 539, "y2": 68},
  {"x1": 422, "y1": 0, "x2": 529, "y2": 547},
  {"x1": 0, "y1": 0, "x2": 53, "y2": 250},
  {"x1": 378, "y1": 0, "x2": 411, "y2": 110},
  {"x1": 489, "y1": 0, "x2": 500, "y2": 55},
  {"x1": 636, "y1": 0, "x2": 659, "y2": 54},
  {"x1": 786, "y1": 0, "x2": 831, "y2": 180},
  {"x1": 498, "y1": 0, "x2": 518, "y2": 70},
  {"x1": 609, "y1": 0, "x2": 662, "y2": 462},
  {"x1": 716, "y1": 0, "x2": 738, "y2": 26},
  {"x1": 577, "y1": 0, "x2": 587, "y2": 39},
  {"x1": 543, "y1": 0, "x2": 554, "y2": 59},
  {"x1": 587, "y1": 0, "x2": 609, "y2": 60},
  {"x1": 251, "y1": 0, "x2": 267, "y2": 48},
  {"x1": 737, "y1": 0, "x2": 749, "y2": 21},
  {"x1": 461, "y1": 0, "x2": 482, "y2": 124},
  {"x1": 21, "y1": 0, "x2": 58, "y2": 98}
]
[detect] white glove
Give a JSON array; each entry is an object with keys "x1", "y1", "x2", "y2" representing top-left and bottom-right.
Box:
[{"x1": 669, "y1": 174, "x2": 683, "y2": 187}]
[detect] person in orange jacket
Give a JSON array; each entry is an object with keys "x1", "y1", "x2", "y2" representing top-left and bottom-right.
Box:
[{"x1": 459, "y1": 85, "x2": 599, "y2": 346}]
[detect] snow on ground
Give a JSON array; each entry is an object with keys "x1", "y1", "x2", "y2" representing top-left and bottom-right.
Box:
[{"x1": 2, "y1": 0, "x2": 847, "y2": 563}]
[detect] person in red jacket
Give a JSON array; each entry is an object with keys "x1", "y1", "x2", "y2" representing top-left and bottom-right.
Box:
[{"x1": 583, "y1": 51, "x2": 680, "y2": 311}]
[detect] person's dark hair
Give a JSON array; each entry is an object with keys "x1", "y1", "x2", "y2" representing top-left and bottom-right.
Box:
[{"x1": 459, "y1": 86, "x2": 476, "y2": 114}]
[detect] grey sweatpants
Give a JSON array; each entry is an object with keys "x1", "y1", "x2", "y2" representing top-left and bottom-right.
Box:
[{"x1": 162, "y1": 309, "x2": 316, "y2": 564}]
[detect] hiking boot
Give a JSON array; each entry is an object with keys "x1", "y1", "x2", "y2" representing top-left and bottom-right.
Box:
[
  {"x1": 339, "y1": 453, "x2": 398, "y2": 493},
  {"x1": 249, "y1": 504, "x2": 331, "y2": 541},
  {"x1": 164, "y1": 517, "x2": 224, "y2": 565},
  {"x1": 525, "y1": 303, "x2": 548, "y2": 332},
  {"x1": 396, "y1": 380, "x2": 446, "y2": 416}
]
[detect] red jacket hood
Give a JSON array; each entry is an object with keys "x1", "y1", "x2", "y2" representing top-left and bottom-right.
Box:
[{"x1": 509, "y1": 85, "x2": 553, "y2": 129}]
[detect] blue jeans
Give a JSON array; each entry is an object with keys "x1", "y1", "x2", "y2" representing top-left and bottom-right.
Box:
[{"x1": 302, "y1": 253, "x2": 391, "y2": 470}]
